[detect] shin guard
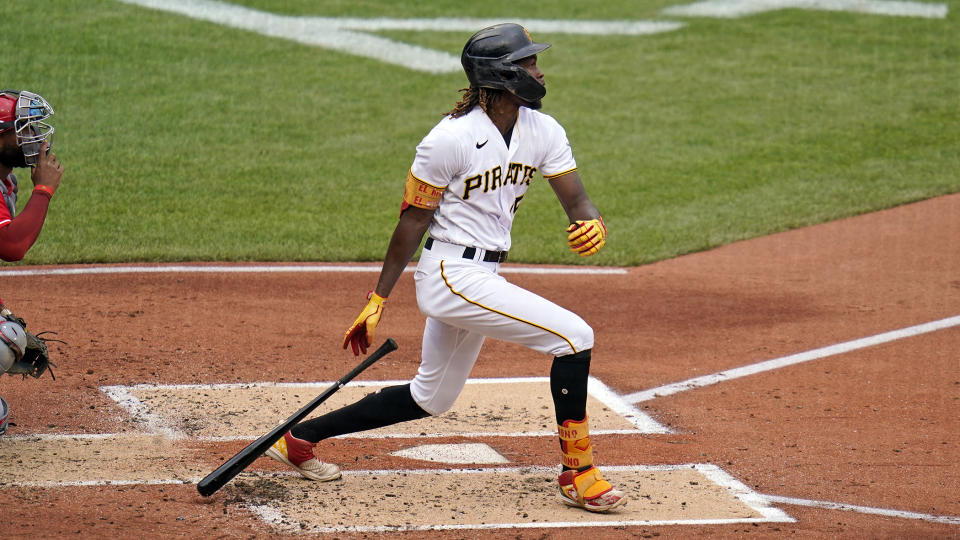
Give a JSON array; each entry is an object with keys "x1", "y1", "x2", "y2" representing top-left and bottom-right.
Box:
[{"x1": 558, "y1": 416, "x2": 593, "y2": 470}]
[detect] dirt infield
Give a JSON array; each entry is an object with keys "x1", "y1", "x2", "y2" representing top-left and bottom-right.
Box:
[{"x1": 0, "y1": 194, "x2": 958, "y2": 538}]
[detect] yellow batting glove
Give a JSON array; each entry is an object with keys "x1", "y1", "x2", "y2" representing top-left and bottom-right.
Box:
[
  {"x1": 342, "y1": 291, "x2": 387, "y2": 356},
  {"x1": 566, "y1": 216, "x2": 607, "y2": 257}
]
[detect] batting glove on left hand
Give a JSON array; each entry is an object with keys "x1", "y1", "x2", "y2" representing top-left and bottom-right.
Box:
[{"x1": 342, "y1": 291, "x2": 387, "y2": 356}]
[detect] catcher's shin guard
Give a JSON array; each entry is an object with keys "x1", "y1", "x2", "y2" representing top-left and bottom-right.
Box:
[
  {"x1": 0, "y1": 395, "x2": 8, "y2": 435},
  {"x1": 556, "y1": 416, "x2": 627, "y2": 512}
]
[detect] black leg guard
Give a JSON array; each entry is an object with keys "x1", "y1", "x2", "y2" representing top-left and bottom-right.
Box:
[
  {"x1": 291, "y1": 383, "x2": 430, "y2": 442},
  {"x1": 550, "y1": 349, "x2": 591, "y2": 426},
  {"x1": 551, "y1": 349, "x2": 592, "y2": 471}
]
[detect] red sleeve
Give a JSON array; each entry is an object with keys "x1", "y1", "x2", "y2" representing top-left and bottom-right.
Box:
[
  {"x1": 0, "y1": 189, "x2": 52, "y2": 262},
  {"x1": 0, "y1": 196, "x2": 11, "y2": 228}
]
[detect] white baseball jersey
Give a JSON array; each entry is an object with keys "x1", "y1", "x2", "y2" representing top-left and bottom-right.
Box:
[
  {"x1": 409, "y1": 106, "x2": 576, "y2": 251},
  {"x1": 404, "y1": 105, "x2": 593, "y2": 415}
]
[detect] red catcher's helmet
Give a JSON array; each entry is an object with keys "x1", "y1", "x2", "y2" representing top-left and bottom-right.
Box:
[
  {"x1": 0, "y1": 90, "x2": 55, "y2": 166},
  {"x1": 0, "y1": 93, "x2": 16, "y2": 130}
]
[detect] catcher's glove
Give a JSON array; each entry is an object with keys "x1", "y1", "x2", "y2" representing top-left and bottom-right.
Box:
[
  {"x1": 6, "y1": 330, "x2": 61, "y2": 379},
  {"x1": 1, "y1": 313, "x2": 62, "y2": 379}
]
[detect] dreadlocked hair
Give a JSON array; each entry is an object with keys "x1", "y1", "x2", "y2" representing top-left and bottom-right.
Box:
[{"x1": 446, "y1": 87, "x2": 499, "y2": 118}]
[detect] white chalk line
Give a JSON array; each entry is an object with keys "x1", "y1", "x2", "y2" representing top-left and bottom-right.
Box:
[
  {"x1": 6, "y1": 429, "x2": 658, "y2": 443},
  {"x1": 198, "y1": 428, "x2": 648, "y2": 442},
  {"x1": 625, "y1": 314, "x2": 960, "y2": 403},
  {"x1": 664, "y1": 0, "x2": 948, "y2": 19},
  {"x1": 7, "y1": 459, "x2": 956, "y2": 528},
  {"x1": 0, "y1": 263, "x2": 627, "y2": 277},
  {"x1": 247, "y1": 464, "x2": 793, "y2": 533},
  {"x1": 99, "y1": 385, "x2": 186, "y2": 439},
  {"x1": 116, "y1": 0, "x2": 683, "y2": 73},
  {"x1": 101, "y1": 376, "x2": 669, "y2": 438},
  {"x1": 761, "y1": 494, "x2": 960, "y2": 526}
]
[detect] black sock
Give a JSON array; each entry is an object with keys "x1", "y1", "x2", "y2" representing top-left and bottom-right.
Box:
[
  {"x1": 290, "y1": 383, "x2": 430, "y2": 442},
  {"x1": 550, "y1": 349, "x2": 591, "y2": 470}
]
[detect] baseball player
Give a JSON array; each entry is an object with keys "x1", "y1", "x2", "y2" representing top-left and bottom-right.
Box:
[
  {"x1": 267, "y1": 24, "x2": 624, "y2": 512},
  {"x1": 0, "y1": 90, "x2": 62, "y2": 262},
  {"x1": 0, "y1": 89, "x2": 62, "y2": 434}
]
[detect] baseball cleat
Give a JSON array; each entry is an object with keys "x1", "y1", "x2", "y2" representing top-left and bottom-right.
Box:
[
  {"x1": 264, "y1": 432, "x2": 341, "y2": 482},
  {"x1": 557, "y1": 466, "x2": 627, "y2": 512}
]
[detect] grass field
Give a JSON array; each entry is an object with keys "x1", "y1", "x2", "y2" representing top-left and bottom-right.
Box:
[{"x1": 1, "y1": 0, "x2": 957, "y2": 265}]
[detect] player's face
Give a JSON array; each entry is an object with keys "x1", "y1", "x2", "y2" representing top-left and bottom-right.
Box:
[
  {"x1": 517, "y1": 55, "x2": 544, "y2": 86},
  {"x1": 515, "y1": 55, "x2": 545, "y2": 110},
  {"x1": 0, "y1": 130, "x2": 27, "y2": 169}
]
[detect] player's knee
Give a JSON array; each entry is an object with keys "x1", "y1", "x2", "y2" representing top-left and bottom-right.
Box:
[
  {"x1": 578, "y1": 322, "x2": 594, "y2": 350},
  {"x1": 555, "y1": 318, "x2": 593, "y2": 357},
  {"x1": 413, "y1": 396, "x2": 453, "y2": 416},
  {"x1": 409, "y1": 380, "x2": 456, "y2": 416},
  {"x1": 555, "y1": 348, "x2": 591, "y2": 365}
]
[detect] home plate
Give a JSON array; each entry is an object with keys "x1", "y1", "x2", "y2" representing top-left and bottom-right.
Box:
[
  {"x1": 247, "y1": 464, "x2": 793, "y2": 533},
  {"x1": 390, "y1": 443, "x2": 510, "y2": 464}
]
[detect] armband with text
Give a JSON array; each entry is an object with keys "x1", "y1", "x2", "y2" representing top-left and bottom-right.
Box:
[{"x1": 401, "y1": 170, "x2": 444, "y2": 211}]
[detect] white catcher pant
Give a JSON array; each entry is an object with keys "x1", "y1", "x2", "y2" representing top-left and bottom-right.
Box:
[{"x1": 409, "y1": 239, "x2": 593, "y2": 415}]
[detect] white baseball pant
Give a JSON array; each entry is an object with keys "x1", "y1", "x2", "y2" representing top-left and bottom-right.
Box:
[{"x1": 410, "y1": 239, "x2": 593, "y2": 415}]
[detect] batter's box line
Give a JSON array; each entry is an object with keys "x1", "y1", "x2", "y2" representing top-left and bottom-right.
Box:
[
  {"x1": 197, "y1": 428, "x2": 647, "y2": 442},
  {"x1": 246, "y1": 464, "x2": 793, "y2": 533},
  {"x1": 99, "y1": 376, "x2": 670, "y2": 440},
  {"x1": 100, "y1": 384, "x2": 185, "y2": 440}
]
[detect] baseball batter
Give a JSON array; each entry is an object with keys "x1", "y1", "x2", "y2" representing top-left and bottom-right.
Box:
[{"x1": 267, "y1": 23, "x2": 624, "y2": 512}]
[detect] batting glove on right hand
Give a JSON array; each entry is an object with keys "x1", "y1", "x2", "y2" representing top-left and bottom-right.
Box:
[
  {"x1": 566, "y1": 216, "x2": 607, "y2": 257},
  {"x1": 342, "y1": 291, "x2": 387, "y2": 356}
]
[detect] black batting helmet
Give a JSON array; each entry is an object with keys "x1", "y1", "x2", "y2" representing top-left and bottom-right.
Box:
[{"x1": 461, "y1": 23, "x2": 550, "y2": 103}]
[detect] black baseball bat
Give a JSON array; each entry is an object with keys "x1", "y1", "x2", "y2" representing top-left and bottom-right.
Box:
[{"x1": 196, "y1": 338, "x2": 398, "y2": 497}]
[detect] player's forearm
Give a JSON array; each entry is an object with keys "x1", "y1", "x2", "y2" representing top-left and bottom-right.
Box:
[
  {"x1": 549, "y1": 172, "x2": 600, "y2": 222},
  {"x1": 374, "y1": 207, "x2": 433, "y2": 298},
  {"x1": 0, "y1": 190, "x2": 51, "y2": 261},
  {"x1": 563, "y1": 198, "x2": 600, "y2": 223}
]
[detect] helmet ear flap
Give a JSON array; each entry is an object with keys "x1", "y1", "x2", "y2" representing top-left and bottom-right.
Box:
[{"x1": 461, "y1": 23, "x2": 549, "y2": 103}]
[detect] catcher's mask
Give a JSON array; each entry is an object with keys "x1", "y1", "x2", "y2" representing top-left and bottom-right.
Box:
[
  {"x1": 0, "y1": 90, "x2": 55, "y2": 167},
  {"x1": 0, "y1": 320, "x2": 26, "y2": 373},
  {"x1": 461, "y1": 23, "x2": 550, "y2": 104}
]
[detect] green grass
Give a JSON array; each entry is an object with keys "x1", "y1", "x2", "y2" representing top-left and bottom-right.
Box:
[{"x1": 1, "y1": 0, "x2": 957, "y2": 265}]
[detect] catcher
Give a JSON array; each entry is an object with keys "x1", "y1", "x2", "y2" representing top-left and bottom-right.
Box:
[
  {"x1": 0, "y1": 89, "x2": 63, "y2": 434},
  {"x1": 0, "y1": 300, "x2": 59, "y2": 434}
]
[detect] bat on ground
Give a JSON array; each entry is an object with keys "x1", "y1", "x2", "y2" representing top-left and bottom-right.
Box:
[{"x1": 196, "y1": 337, "x2": 399, "y2": 497}]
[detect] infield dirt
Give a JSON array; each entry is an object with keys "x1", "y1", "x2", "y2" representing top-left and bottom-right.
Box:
[{"x1": 0, "y1": 194, "x2": 958, "y2": 538}]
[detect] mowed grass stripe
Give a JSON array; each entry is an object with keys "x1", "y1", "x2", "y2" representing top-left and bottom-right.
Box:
[{"x1": 1, "y1": 1, "x2": 956, "y2": 265}]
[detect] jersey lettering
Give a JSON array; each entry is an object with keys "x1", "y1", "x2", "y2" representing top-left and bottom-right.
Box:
[
  {"x1": 463, "y1": 174, "x2": 482, "y2": 200},
  {"x1": 511, "y1": 195, "x2": 524, "y2": 214},
  {"x1": 463, "y1": 163, "x2": 537, "y2": 200},
  {"x1": 522, "y1": 165, "x2": 537, "y2": 185},
  {"x1": 505, "y1": 163, "x2": 522, "y2": 185}
]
